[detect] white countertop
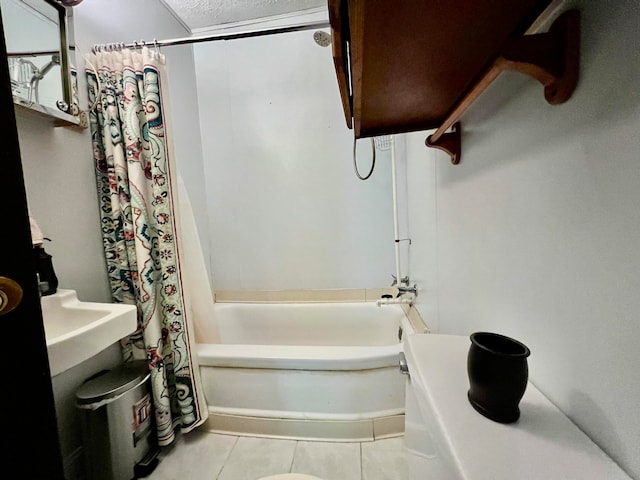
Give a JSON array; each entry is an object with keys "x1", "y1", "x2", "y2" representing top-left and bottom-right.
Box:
[{"x1": 404, "y1": 333, "x2": 631, "y2": 480}]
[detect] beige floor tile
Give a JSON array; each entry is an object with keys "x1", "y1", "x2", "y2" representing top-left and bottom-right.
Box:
[
  {"x1": 291, "y1": 441, "x2": 361, "y2": 480},
  {"x1": 361, "y1": 437, "x2": 414, "y2": 480},
  {"x1": 362, "y1": 436, "x2": 454, "y2": 480},
  {"x1": 145, "y1": 431, "x2": 425, "y2": 480},
  {"x1": 147, "y1": 430, "x2": 236, "y2": 480},
  {"x1": 217, "y1": 435, "x2": 297, "y2": 480}
]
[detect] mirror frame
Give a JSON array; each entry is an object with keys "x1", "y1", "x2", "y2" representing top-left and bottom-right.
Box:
[
  {"x1": 6, "y1": 0, "x2": 81, "y2": 126},
  {"x1": 54, "y1": 0, "x2": 72, "y2": 110}
]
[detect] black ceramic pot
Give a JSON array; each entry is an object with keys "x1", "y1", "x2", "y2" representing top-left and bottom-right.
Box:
[{"x1": 467, "y1": 332, "x2": 531, "y2": 423}]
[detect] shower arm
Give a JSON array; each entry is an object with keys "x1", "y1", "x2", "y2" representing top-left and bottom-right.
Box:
[
  {"x1": 37, "y1": 54, "x2": 61, "y2": 80},
  {"x1": 28, "y1": 54, "x2": 61, "y2": 103}
]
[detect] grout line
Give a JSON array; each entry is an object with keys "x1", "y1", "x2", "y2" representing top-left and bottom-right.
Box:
[
  {"x1": 214, "y1": 435, "x2": 240, "y2": 480},
  {"x1": 360, "y1": 442, "x2": 364, "y2": 480},
  {"x1": 289, "y1": 440, "x2": 299, "y2": 473}
]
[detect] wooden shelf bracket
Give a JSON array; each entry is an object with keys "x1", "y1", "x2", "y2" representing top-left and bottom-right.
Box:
[
  {"x1": 424, "y1": 9, "x2": 580, "y2": 164},
  {"x1": 426, "y1": 122, "x2": 461, "y2": 165},
  {"x1": 496, "y1": 9, "x2": 580, "y2": 105}
]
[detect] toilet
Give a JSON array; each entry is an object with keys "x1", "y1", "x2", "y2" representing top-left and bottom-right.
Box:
[
  {"x1": 401, "y1": 333, "x2": 631, "y2": 480},
  {"x1": 258, "y1": 475, "x2": 323, "y2": 480}
]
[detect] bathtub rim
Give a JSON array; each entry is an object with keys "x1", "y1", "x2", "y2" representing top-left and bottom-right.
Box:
[
  {"x1": 197, "y1": 342, "x2": 404, "y2": 370},
  {"x1": 196, "y1": 298, "x2": 423, "y2": 441}
]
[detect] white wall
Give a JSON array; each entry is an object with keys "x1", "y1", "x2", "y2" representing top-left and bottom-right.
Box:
[
  {"x1": 406, "y1": 0, "x2": 640, "y2": 477},
  {"x1": 194, "y1": 12, "x2": 396, "y2": 291}
]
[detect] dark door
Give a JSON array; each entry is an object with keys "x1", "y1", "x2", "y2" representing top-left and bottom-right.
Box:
[{"x1": 0, "y1": 8, "x2": 65, "y2": 480}]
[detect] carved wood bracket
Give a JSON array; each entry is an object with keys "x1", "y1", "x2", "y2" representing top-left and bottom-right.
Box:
[
  {"x1": 496, "y1": 9, "x2": 580, "y2": 105},
  {"x1": 426, "y1": 122, "x2": 461, "y2": 165},
  {"x1": 425, "y1": 9, "x2": 580, "y2": 165}
]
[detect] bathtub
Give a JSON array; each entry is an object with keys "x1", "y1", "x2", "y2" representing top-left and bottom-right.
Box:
[{"x1": 197, "y1": 301, "x2": 414, "y2": 441}]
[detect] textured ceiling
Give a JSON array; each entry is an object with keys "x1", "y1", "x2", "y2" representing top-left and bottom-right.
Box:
[{"x1": 163, "y1": 0, "x2": 327, "y2": 31}]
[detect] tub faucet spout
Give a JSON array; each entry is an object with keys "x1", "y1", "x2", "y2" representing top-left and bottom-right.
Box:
[{"x1": 376, "y1": 295, "x2": 414, "y2": 307}]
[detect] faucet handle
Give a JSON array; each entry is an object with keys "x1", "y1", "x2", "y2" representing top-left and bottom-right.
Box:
[{"x1": 391, "y1": 275, "x2": 410, "y2": 286}]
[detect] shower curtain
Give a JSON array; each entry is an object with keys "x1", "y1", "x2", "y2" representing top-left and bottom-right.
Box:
[{"x1": 85, "y1": 47, "x2": 208, "y2": 446}]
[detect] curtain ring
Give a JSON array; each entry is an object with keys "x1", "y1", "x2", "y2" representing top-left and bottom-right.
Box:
[{"x1": 153, "y1": 38, "x2": 160, "y2": 55}]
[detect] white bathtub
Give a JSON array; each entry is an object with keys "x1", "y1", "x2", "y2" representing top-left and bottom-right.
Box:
[{"x1": 197, "y1": 301, "x2": 414, "y2": 441}]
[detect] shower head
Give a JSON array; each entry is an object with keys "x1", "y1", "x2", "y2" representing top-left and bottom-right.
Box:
[
  {"x1": 374, "y1": 136, "x2": 393, "y2": 151},
  {"x1": 313, "y1": 30, "x2": 331, "y2": 47}
]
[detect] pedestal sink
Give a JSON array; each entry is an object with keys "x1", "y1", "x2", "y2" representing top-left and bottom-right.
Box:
[{"x1": 41, "y1": 289, "x2": 137, "y2": 376}]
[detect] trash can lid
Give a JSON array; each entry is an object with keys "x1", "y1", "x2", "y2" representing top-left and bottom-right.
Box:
[{"x1": 76, "y1": 360, "x2": 150, "y2": 407}]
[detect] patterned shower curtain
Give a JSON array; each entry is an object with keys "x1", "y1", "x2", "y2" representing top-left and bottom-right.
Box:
[{"x1": 85, "y1": 47, "x2": 207, "y2": 446}]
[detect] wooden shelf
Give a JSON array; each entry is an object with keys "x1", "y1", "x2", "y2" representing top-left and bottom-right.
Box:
[{"x1": 329, "y1": 0, "x2": 580, "y2": 164}]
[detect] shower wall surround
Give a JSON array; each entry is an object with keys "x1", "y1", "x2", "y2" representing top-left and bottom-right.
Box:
[{"x1": 193, "y1": 11, "x2": 396, "y2": 291}]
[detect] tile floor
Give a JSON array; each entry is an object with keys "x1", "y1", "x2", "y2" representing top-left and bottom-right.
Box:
[{"x1": 146, "y1": 430, "x2": 429, "y2": 480}]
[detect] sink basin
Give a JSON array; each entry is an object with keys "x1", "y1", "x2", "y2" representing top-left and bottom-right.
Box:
[{"x1": 41, "y1": 289, "x2": 137, "y2": 376}]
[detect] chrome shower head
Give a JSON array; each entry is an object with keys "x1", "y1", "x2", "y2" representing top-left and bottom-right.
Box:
[{"x1": 313, "y1": 30, "x2": 331, "y2": 47}]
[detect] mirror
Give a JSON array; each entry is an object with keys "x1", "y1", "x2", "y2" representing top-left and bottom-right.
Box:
[{"x1": 0, "y1": 0, "x2": 80, "y2": 125}]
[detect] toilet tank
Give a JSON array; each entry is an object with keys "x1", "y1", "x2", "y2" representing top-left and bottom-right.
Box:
[
  {"x1": 403, "y1": 360, "x2": 463, "y2": 478},
  {"x1": 402, "y1": 333, "x2": 631, "y2": 480}
]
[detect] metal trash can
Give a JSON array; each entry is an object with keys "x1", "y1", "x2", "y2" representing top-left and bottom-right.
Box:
[{"x1": 76, "y1": 360, "x2": 159, "y2": 480}]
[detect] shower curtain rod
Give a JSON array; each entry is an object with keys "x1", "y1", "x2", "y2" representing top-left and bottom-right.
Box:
[{"x1": 92, "y1": 19, "x2": 331, "y2": 52}]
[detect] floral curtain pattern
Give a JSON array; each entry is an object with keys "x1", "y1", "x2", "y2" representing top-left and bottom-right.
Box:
[{"x1": 85, "y1": 47, "x2": 206, "y2": 445}]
